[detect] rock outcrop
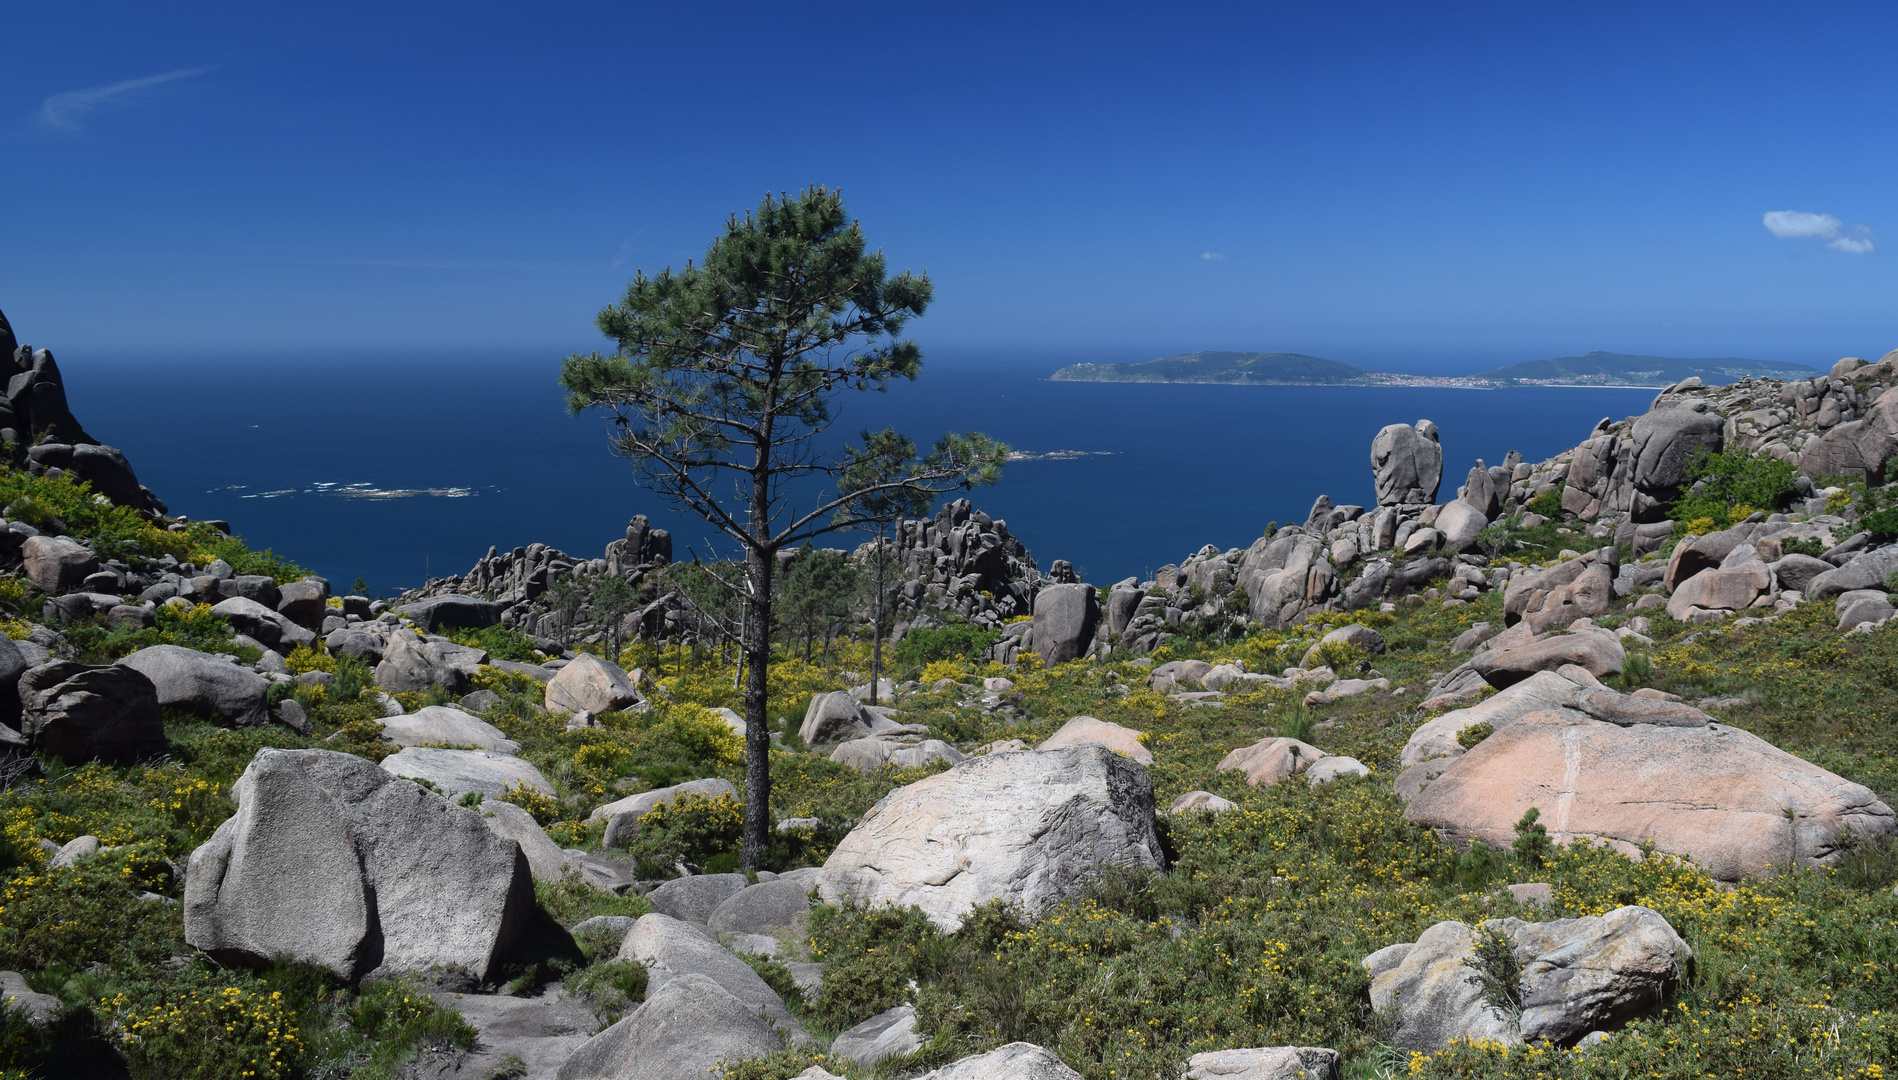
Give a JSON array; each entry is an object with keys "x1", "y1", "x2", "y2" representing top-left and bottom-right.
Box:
[
  {"x1": 1406, "y1": 704, "x2": 1894, "y2": 879},
  {"x1": 184, "y1": 748, "x2": 535, "y2": 982},
  {"x1": 1368, "y1": 906, "x2": 1691, "y2": 1051},
  {"x1": 818, "y1": 746, "x2": 1165, "y2": 931},
  {"x1": 19, "y1": 661, "x2": 164, "y2": 764}
]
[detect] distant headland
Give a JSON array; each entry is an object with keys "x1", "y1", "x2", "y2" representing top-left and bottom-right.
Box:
[{"x1": 1048, "y1": 349, "x2": 1826, "y2": 388}]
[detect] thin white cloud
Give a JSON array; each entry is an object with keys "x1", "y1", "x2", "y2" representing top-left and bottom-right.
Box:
[
  {"x1": 1763, "y1": 210, "x2": 1874, "y2": 254},
  {"x1": 1762, "y1": 210, "x2": 1841, "y2": 239},
  {"x1": 40, "y1": 68, "x2": 208, "y2": 130},
  {"x1": 1199, "y1": 252, "x2": 1223, "y2": 260}
]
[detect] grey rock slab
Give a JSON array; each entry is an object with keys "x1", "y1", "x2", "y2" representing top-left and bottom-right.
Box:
[
  {"x1": 916, "y1": 1042, "x2": 1085, "y2": 1079},
  {"x1": 1183, "y1": 1047, "x2": 1342, "y2": 1080},
  {"x1": 381, "y1": 747, "x2": 555, "y2": 803},
  {"x1": 479, "y1": 800, "x2": 573, "y2": 883},
  {"x1": 832, "y1": 1003, "x2": 923, "y2": 1068},
  {"x1": 397, "y1": 594, "x2": 501, "y2": 634},
  {"x1": 20, "y1": 661, "x2": 164, "y2": 764},
  {"x1": 800, "y1": 690, "x2": 872, "y2": 746},
  {"x1": 184, "y1": 748, "x2": 534, "y2": 982},
  {"x1": 49, "y1": 834, "x2": 101, "y2": 868},
  {"x1": 379, "y1": 705, "x2": 520, "y2": 753},
  {"x1": 276, "y1": 580, "x2": 331, "y2": 628},
  {"x1": 818, "y1": 745, "x2": 1165, "y2": 932},
  {"x1": 1806, "y1": 544, "x2": 1898, "y2": 601},
  {"x1": 1370, "y1": 906, "x2": 1690, "y2": 1051},
  {"x1": 1037, "y1": 715, "x2": 1151, "y2": 764},
  {"x1": 1470, "y1": 632, "x2": 1625, "y2": 689},
  {"x1": 614, "y1": 913, "x2": 804, "y2": 1042},
  {"x1": 0, "y1": 633, "x2": 29, "y2": 729},
  {"x1": 1031, "y1": 583, "x2": 1101, "y2": 666},
  {"x1": 431, "y1": 985, "x2": 599, "y2": 1080},
  {"x1": 1168, "y1": 790, "x2": 1236, "y2": 814},
  {"x1": 644, "y1": 873, "x2": 750, "y2": 924},
  {"x1": 707, "y1": 875, "x2": 816, "y2": 936},
  {"x1": 0, "y1": 970, "x2": 61, "y2": 1024},
  {"x1": 119, "y1": 644, "x2": 269, "y2": 727},
  {"x1": 21, "y1": 535, "x2": 96, "y2": 594},
  {"x1": 554, "y1": 973, "x2": 784, "y2": 1080},
  {"x1": 544, "y1": 654, "x2": 640, "y2": 715}
]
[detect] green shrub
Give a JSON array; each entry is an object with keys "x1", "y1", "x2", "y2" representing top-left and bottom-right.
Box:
[
  {"x1": 891, "y1": 622, "x2": 1003, "y2": 674},
  {"x1": 0, "y1": 854, "x2": 183, "y2": 971},
  {"x1": 619, "y1": 792, "x2": 745, "y2": 876},
  {"x1": 1456, "y1": 721, "x2": 1494, "y2": 749},
  {"x1": 63, "y1": 602, "x2": 247, "y2": 664},
  {"x1": 495, "y1": 782, "x2": 559, "y2": 826},
  {"x1": 105, "y1": 980, "x2": 305, "y2": 1080},
  {"x1": 1511, "y1": 806, "x2": 1551, "y2": 869},
  {"x1": 450, "y1": 625, "x2": 542, "y2": 662},
  {"x1": 1525, "y1": 488, "x2": 1564, "y2": 519},
  {"x1": 567, "y1": 959, "x2": 648, "y2": 1022},
  {"x1": 1667, "y1": 446, "x2": 1798, "y2": 531},
  {"x1": 1780, "y1": 536, "x2": 1827, "y2": 558}
]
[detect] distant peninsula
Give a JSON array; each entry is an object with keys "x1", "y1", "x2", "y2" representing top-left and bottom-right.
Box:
[{"x1": 1049, "y1": 348, "x2": 1826, "y2": 388}]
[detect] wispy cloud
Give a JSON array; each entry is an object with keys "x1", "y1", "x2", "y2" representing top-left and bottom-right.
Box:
[
  {"x1": 1199, "y1": 251, "x2": 1223, "y2": 260},
  {"x1": 1762, "y1": 210, "x2": 1840, "y2": 238},
  {"x1": 40, "y1": 68, "x2": 207, "y2": 131},
  {"x1": 1762, "y1": 209, "x2": 1874, "y2": 254}
]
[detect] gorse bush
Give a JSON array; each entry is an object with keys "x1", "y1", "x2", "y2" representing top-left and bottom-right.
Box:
[
  {"x1": 892, "y1": 622, "x2": 1003, "y2": 674},
  {"x1": 107, "y1": 982, "x2": 303, "y2": 1080},
  {"x1": 63, "y1": 602, "x2": 246, "y2": 664}
]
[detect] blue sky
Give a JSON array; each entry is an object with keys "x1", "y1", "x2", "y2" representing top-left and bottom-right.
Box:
[{"x1": 4, "y1": 1, "x2": 1897, "y2": 374}]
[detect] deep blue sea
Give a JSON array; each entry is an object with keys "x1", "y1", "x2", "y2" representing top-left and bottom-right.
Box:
[{"x1": 61, "y1": 359, "x2": 1655, "y2": 595}]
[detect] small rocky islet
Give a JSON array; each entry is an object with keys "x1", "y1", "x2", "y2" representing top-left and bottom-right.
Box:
[{"x1": 0, "y1": 304, "x2": 1893, "y2": 1079}]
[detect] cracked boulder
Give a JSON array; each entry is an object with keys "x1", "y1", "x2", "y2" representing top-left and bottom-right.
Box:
[{"x1": 817, "y1": 745, "x2": 1164, "y2": 931}]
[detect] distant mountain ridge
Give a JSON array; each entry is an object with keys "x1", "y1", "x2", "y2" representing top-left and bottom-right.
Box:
[
  {"x1": 1049, "y1": 351, "x2": 1369, "y2": 385},
  {"x1": 1471, "y1": 351, "x2": 1823, "y2": 385},
  {"x1": 1049, "y1": 348, "x2": 1826, "y2": 388}
]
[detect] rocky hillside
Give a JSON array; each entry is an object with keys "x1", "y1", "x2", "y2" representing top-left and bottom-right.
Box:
[{"x1": 0, "y1": 306, "x2": 1893, "y2": 1079}]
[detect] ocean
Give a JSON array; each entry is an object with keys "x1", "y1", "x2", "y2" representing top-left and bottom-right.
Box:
[{"x1": 61, "y1": 358, "x2": 1656, "y2": 595}]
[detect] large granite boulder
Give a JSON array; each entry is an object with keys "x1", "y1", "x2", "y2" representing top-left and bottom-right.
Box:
[
  {"x1": 554, "y1": 973, "x2": 783, "y2": 1080},
  {"x1": 1405, "y1": 708, "x2": 1894, "y2": 879},
  {"x1": 1805, "y1": 544, "x2": 1898, "y2": 601},
  {"x1": 1470, "y1": 632, "x2": 1625, "y2": 689},
  {"x1": 19, "y1": 661, "x2": 163, "y2": 764},
  {"x1": 1799, "y1": 384, "x2": 1898, "y2": 480},
  {"x1": 375, "y1": 631, "x2": 486, "y2": 694},
  {"x1": 1036, "y1": 715, "x2": 1151, "y2": 764},
  {"x1": 544, "y1": 654, "x2": 640, "y2": 715},
  {"x1": 379, "y1": 705, "x2": 519, "y2": 753},
  {"x1": 1370, "y1": 420, "x2": 1442, "y2": 506},
  {"x1": 708, "y1": 870, "x2": 820, "y2": 937},
  {"x1": 21, "y1": 535, "x2": 96, "y2": 594},
  {"x1": 1184, "y1": 1047, "x2": 1341, "y2": 1079},
  {"x1": 212, "y1": 596, "x2": 317, "y2": 653},
  {"x1": 800, "y1": 690, "x2": 873, "y2": 746},
  {"x1": 118, "y1": 644, "x2": 269, "y2": 727},
  {"x1": 818, "y1": 746, "x2": 1165, "y2": 931},
  {"x1": 1665, "y1": 560, "x2": 1773, "y2": 619},
  {"x1": 1503, "y1": 551, "x2": 1616, "y2": 632},
  {"x1": 397, "y1": 594, "x2": 500, "y2": 633},
  {"x1": 1032, "y1": 583, "x2": 1100, "y2": 666},
  {"x1": 380, "y1": 748, "x2": 554, "y2": 803},
  {"x1": 0, "y1": 634, "x2": 34, "y2": 731},
  {"x1": 1368, "y1": 906, "x2": 1690, "y2": 1051},
  {"x1": 916, "y1": 1043, "x2": 1084, "y2": 1079},
  {"x1": 1217, "y1": 737, "x2": 1327, "y2": 787},
  {"x1": 275, "y1": 580, "x2": 331, "y2": 628},
  {"x1": 615, "y1": 913, "x2": 803, "y2": 1041},
  {"x1": 184, "y1": 748, "x2": 535, "y2": 982},
  {"x1": 644, "y1": 874, "x2": 751, "y2": 924},
  {"x1": 1627, "y1": 408, "x2": 1724, "y2": 519},
  {"x1": 1434, "y1": 500, "x2": 1488, "y2": 553}
]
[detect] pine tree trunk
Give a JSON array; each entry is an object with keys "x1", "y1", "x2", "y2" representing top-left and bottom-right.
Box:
[
  {"x1": 869, "y1": 525, "x2": 886, "y2": 705},
  {"x1": 741, "y1": 542, "x2": 773, "y2": 871}
]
